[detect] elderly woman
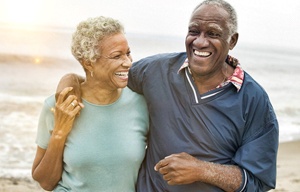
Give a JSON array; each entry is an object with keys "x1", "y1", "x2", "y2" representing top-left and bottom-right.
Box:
[{"x1": 31, "y1": 16, "x2": 149, "y2": 191}]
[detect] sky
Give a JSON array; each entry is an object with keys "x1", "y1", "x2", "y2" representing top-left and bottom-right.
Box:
[{"x1": 0, "y1": 0, "x2": 300, "y2": 50}]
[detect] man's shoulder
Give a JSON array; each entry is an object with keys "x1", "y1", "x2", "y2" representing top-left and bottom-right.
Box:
[
  {"x1": 133, "y1": 52, "x2": 186, "y2": 65},
  {"x1": 241, "y1": 72, "x2": 270, "y2": 100}
]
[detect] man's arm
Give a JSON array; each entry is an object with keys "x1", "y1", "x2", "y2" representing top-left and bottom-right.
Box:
[
  {"x1": 155, "y1": 152, "x2": 244, "y2": 192},
  {"x1": 55, "y1": 73, "x2": 85, "y2": 103}
]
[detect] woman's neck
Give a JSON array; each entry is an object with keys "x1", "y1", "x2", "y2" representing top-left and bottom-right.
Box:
[{"x1": 81, "y1": 81, "x2": 122, "y2": 105}]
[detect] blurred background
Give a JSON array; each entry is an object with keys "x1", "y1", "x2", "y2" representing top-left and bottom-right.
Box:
[{"x1": 0, "y1": 0, "x2": 299, "y2": 191}]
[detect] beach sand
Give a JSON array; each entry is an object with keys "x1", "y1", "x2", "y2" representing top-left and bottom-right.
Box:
[{"x1": 272, "y1": 141, "x2": 300, "y2": 192}]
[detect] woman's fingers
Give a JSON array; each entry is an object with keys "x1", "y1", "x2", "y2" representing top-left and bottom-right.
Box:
[
  {"x1": 56, "y1": 87, "x2": 74, "y2": 104},
  {"x1": 69, "y1": 99, "x2": 78, "y2": 108}
]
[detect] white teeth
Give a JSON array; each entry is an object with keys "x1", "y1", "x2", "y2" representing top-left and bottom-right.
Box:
[
  {"x1": 115, "y1": 72, "x2": 128, "y2": 77},
  {"x1": 194, "y1": 50, "x2": 211, "y2": 57}
]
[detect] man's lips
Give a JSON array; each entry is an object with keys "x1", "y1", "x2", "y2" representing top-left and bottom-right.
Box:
[{"x1": 194, "y1": 50, "x2": 212, "y2": 57}]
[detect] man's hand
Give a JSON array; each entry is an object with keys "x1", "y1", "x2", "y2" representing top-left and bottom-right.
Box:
[
  {"x1": 154, "y1": 152, "x2": 202, "y2": 185},
  {"x1": 154, "y1": 152, "x2": 243, "y2": 191}
]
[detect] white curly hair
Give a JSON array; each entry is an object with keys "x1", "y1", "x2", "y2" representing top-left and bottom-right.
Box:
[{"x1": 71, "y1": 16, "x2": 124, "y2": 65}]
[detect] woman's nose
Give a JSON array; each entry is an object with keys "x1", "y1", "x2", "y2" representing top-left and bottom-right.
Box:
[{"x1": 121, "y1": 56, "x2": 132, "y2": 68}]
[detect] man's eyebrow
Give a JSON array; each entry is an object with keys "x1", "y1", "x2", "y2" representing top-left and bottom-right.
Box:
[
  {"x1": 207, "y1": 23, "x2": 223, "y2": 32},
  {"x1": 188, "y1": 22, "x2": 223, "y2": 32},
  {"x1": 188, "y1": 22, "x2": 199, "y2": 28}
]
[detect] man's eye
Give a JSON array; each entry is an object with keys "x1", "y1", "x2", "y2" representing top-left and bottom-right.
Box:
[
  {"x1": 188, "y1": 30, "x2": 199, "y2": 35},
  {"x1": 208, "y1": 31, "x2": 221, "y2": 37}
]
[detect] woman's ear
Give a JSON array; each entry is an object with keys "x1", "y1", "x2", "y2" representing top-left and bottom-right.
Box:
[
  {"x1": 229, "y1": 33, "x2": 239, "y2": 50},
  {"x1": 82, "y1": 60, "x2": 93, "y2": 72}
]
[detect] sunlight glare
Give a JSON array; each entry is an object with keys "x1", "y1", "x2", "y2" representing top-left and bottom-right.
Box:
[
  {"x1": 34, "y1": 57, "x2": 41, "y2": 64},
  {"x1": 3, "y1": 0, "x2": 42, "y2": 25}
]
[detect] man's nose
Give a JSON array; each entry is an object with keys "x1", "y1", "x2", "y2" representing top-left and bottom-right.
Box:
[{"x1": 194, "y1": 33, "x2": 209, "y2": 47}]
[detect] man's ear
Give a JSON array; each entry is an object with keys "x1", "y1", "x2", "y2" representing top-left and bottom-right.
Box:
[{"x1": 229, "y1": 33, "x2": 239, "y2": 50}]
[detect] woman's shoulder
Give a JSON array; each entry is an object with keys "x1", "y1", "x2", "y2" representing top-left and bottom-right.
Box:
[
  {"x1": 43, "y1": 94, "x2": 56, "y2": 108},
  {"x1": 122, "y1": 87, "x2": 147, "y2": 107},
  {"x1": 123, "y1": 87, "x2": 144, "y2": 99}
]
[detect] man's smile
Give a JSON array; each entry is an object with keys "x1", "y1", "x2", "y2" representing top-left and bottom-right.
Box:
[{"x1": 194, "y1": 50, "x2": 212, "y2": 57}]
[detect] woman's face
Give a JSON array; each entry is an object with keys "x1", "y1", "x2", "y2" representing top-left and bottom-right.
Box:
[{"x1": 93, "y1": 33, "x2": 132, "y2": 90}]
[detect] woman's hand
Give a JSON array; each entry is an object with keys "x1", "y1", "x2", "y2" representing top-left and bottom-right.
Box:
[{"x1": 53, "y1": 87, "x2": 82, "y2": 137}]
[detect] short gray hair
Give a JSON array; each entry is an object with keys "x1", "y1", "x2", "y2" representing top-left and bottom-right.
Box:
[
  {"x1": 193, "y1": 0, "x2": 238, "y2": 35},
  {"x1": 71, "y1": 16, "x2": 124, "y2": 64}
]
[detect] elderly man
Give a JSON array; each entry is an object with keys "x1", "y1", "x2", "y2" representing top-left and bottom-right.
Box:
[
  {"x1": 56, "y1": 0, "x2": 278, "y2": 191},
  {"x1": 129, "y1": 0, "x2": 278, "y2": 191}
]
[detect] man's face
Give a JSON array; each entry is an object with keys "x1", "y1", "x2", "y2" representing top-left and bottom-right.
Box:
[{"x1": 185, "y1": 4, "x2": 237, "y2": 79}]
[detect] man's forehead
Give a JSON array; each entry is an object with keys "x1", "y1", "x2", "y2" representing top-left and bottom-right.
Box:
[
  {"x1": 188, "y1": 21, "x2": 224, "y2": 31},
  {"x1": 191, "y1": 4, "x2": 229, "y2": 21}
]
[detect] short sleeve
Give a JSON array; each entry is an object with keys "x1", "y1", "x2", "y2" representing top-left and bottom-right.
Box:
[
  {"x1": 128, "y1": 60, "x2": 147, "y2": 94},
  {"x1": 35, "y1": 95, "x2": 55, "y2": 149}
]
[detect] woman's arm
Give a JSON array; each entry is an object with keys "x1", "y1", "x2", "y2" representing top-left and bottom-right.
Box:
[
  {"x1": 32, "y1": 138, "x2": 67, "y2": 191},
  {"x1": 32, "y1": 87, "x2": 82, "y2": 191}
]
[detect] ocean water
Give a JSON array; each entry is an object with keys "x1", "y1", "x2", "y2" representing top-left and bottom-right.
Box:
[{"x1": 1, "y1": 26, "x2": 300, "y2": 179}]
